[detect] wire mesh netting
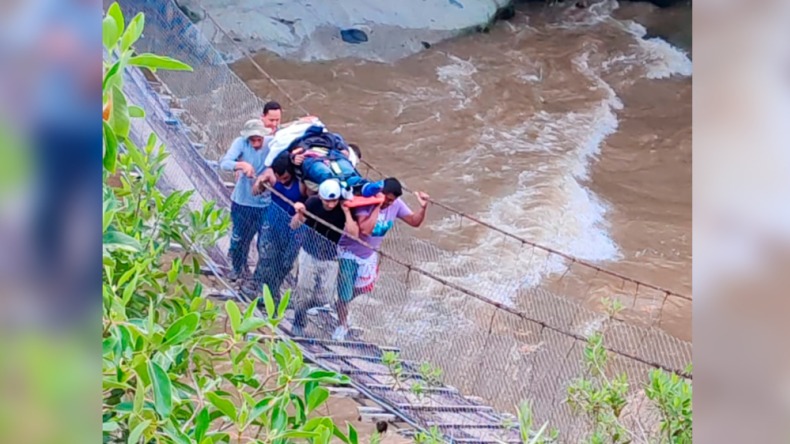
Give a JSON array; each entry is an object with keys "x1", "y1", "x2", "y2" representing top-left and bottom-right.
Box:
[{"x1": 113, "y1": 0, "x2": 692, "y2": 441}]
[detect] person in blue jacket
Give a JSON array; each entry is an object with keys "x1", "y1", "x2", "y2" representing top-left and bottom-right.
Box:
[
  {"x1": 219, "y1": 119, "x2": 272, "y2": 282},
  {"x1": 243, "y1": 151, "x2": 307, "y2": 302}
]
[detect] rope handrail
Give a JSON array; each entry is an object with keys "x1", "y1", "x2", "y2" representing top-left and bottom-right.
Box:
[
  {"x1": 361, "y1": 160, "x2": 692, "y2": 302},
  {"x1": 261, "y1": 183, "x2": 691, "y2": 379},
  {"x1": 201, "y1": 10, "x2": 692, "y2": 304}
]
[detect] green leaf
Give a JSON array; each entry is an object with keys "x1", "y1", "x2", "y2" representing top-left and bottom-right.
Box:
[
  {"x1": 103, "y1": 16, "x2": 120, "y2": 51},
  {"x1": 103, "y1": 121, "x2": 118, "y2": 172},
  {"x1": 127, "y1": 419, "x2": 150, "y2": 444},
  {"x1": 237, "y1": 318, "x2": 267, "y2": 335},
  {"x1": 148, "y1": 360, "x2": 173, "y2": 418},
  {"x1": 289, "y1": 393, "x2": 307, "y2": 426},
  {"x1": 103, "y1": 61, "x2": 122, "y2": 93},
  {"x1": 304, "y1": 380, "x2": 318, "y2": 404},
  {"x1": 277, "y1": 289, "x2": 290, "y2": 319},
  {"x1": 128, "y1": 54, "x2": 193, "y2": 72},
  {"x1": 102, "y1": 379, "x2": 132, "y2": 391},
  {"x1": 278, "y1": 430, "x2": 320, "y2": 440},
  {"x1": 103, "y1": 421, "x2": 119, "y2": 432},
  {"x1": 262, "y1": 286, "x2": 275, "y2": 320},
  {"x1": 163, "y1": 312, "x2": 200, "y2": 346},
  {"x1": 270, "y1": 403, "x2": 286, "y2": 433},
  {"x1": 108, "y1": 3, "x2": 125, "y2": 36},
  {"x1": 122, "y1": 274, "x2": 138, "y2": 305},
  {"x1": 232, "y1": 341, "x2": 255, "y2": 366},
  {"x1": 109, "y1": 85, "x2": 130, "y2": 140},
  {"x1": 249, "y1": 397, "x2": 275, "y2": 424},
  {"x1": 120, "y1": 13, "x2": 145, "y2": 53},
  {"x1": 116, "y1": 265, "x2": 137, "y2": 288},
  {"x1": 303, "y1": 417, "x2": 333, "y2": 432},
  {"x1": 206, "y1": 392, "x2": 237, "y2": 421},
  {"x1": 315, "y1": 425, "x2": 332, "y2": 444},
  {"x1": 348, "y1": 423, "x2": 359, "y2": 444},
  {"x1": 331, "y1": 424, "x2": 351, "y2": 444},
  {"x1": 133, "y1": 375, "x2": 145, "y2": 414},
  {"x1": 194, "y1": 407, "x2": 210, "y2": 442},
  {"x1": 145, "y1": 131, "x2": 158, "y2": 152},
  {"x1": 103, "y1": 230, "x2": 142, "y2": 252},
  {"x1": 272, "y1": 345, "x2": 288, "y2": 372},
  {"x1": 307, "y1": 387, "x2": 329, "y2": 413},
  {"x1": 303, "y1": 370, "x2": 345, "y2": 383},
  {"x1": 250, "y1": 344, "x2": 269, "y2": 364},
  {"x1": 203, "y1": 433, "x2": 229, "y2": 444},
  {"x1": 225, "y1": 300, "x2": 241, "y2": 335},
  {"x1": 163, "y1": 418, "x2": 191, "y2": 444},
  {"x1": 129, "y1": 105, "x2": 145, "y2": 118},
  {"x1": 243, "y1": 297, "x2": 259, "y2": 320}
]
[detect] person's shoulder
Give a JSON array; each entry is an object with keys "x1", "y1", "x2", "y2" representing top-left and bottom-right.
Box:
[
  {"x1": 230, "y1": 136, "x2": 245, "y2": 147},
  {"x1": 225, "y1": 136, "x2": 246, "y2": 154},
  {"x1": 393, "y1": 197, "x2": 414, "y2": 216},
  {"x1": 394, "y1": 197, "x2": 410, "y2": 209}
]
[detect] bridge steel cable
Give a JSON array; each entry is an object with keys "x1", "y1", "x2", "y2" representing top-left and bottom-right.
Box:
[{"x1": 200, "y1": 10, "x2": 692, "y2": 304}]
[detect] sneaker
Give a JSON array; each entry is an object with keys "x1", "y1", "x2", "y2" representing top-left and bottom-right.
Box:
[
  {"x1": 341, "y1": 187, "x2": 354, "y2": 201},
  {"x1": 361, "y1": 180, "x2": 383, "y2": 198},
  {"x1": 306, "y1": 304, "x2": 331, "y2": 316},
  {"x1": 331, "y1": 325, "x2": 349, "y2": 341}
]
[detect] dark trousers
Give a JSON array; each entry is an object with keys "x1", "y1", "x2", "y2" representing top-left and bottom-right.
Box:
[
  {"x1": 251, "y1": 206, "x2": 302, "y2": 301},
  {"x1": 228, "y1": 202, "x2": 268, "y2": 275}
]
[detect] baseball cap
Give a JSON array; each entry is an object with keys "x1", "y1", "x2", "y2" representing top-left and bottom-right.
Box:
[{"x1": 318, "y1": 179, "x2": 342, "y2": 200}]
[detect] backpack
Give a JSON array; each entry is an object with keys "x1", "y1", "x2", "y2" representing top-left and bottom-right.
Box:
[{"x1": 287, "y1": 126, "x2": 349, "y2": 154}]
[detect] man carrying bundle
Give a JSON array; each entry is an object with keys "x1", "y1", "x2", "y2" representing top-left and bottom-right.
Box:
[{"x1": 287, "y1": 179, "x2": 359, "y2": 337}]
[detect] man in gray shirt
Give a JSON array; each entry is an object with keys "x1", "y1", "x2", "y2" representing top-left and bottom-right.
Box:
[{"x1": 219, "y1": 119, "x2": 272, "y2": 281}]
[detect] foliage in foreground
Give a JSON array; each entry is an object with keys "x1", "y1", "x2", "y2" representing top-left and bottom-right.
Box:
[
  {"x1": 101, "y1": 3, "x2": 692, "y2": 443},
  {"x1": 102, "y1": 4, "x2": 360, "y2": 443},
  {"x1": 565, "y1": 300, "x2": 693, "y2": 444}
]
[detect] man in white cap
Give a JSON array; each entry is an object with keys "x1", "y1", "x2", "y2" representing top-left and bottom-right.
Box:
[
  {"x1": 219, "y1": 119, "x2": 272, "y2": 282},
  {"x1": 287, "y1": 179, "x2": 359, "y2": 337}
]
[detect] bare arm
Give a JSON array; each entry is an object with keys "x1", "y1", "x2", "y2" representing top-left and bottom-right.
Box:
[
  {"x1": 400, "y1": 192, "x2": 430, "y2": 228},
  {"x1": 356, "y1": 205, "x2": 381, "y2": 236},
  {"x1": 342, "y1": 205, "x2": 360, "y2": 238},
  {"x1": 253, "y1": 168, "x2": 276, "y2": 195},
  {"x1": 289, "y1": 202, "x2": 307, "y2": 230}
]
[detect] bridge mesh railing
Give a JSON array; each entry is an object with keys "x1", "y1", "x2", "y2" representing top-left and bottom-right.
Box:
[{"x1": 114, "y1": 1, "x2": 692, "y2": 441}]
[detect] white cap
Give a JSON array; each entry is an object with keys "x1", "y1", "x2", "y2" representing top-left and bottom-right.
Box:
[
  {"x1": 318, "y1": 179, "x2": 342, "y2": 200},
  {"x1": 240, "y1": 119, "x2": 269, "y2": 139}
]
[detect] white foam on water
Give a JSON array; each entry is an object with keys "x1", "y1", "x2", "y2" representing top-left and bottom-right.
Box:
[
  {"x1": 551, "y1": 0, "x2": 692, "y2": 80},
  {"x1": 435, "y1": 54, "x2": 481, "y2": 109},
  {"x1": 417, "y1": 1, "x2": 691, "y2": 305},
  {"x1": 548, "y1": 0, "x2": 621, "y2": 30},
  {"x1": 622, "y1": 21, "x2": 692, "y2": 79},
  {"x1": 424, "y1": 50, "x2": 623, "y2": 305}
]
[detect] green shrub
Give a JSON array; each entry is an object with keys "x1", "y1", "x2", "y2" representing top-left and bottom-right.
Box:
[{"x1": 102, "y1": 4, "x2": 358, "y2": 443}]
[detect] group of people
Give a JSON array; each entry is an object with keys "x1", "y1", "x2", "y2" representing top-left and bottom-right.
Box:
[{"x1": 220, "y1": 101, "x2": 430, "y2": 341}]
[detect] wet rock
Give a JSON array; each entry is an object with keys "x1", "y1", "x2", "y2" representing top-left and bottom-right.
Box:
[
  {"x1": 494, "y1": 3, "x2": 516, "y2": 20},
  {"x1": 192, "y1": 0, "x2": 514, "y2": 62}
]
